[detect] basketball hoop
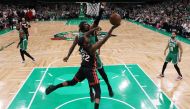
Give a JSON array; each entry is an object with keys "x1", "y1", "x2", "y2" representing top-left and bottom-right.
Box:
[{"x1": 86, "y1": 2, "x2": 100, "y2": 17}]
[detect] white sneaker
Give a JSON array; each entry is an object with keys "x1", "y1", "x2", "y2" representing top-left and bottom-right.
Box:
[{"x1": 176, "y1": 76, "x2": 183, "y2": 81}]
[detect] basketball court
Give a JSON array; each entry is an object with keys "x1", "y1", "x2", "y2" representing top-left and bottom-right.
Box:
[
  {"x1": 0, "y1": 3, "x2": 190, "y2": 108},
  {"x1": 7, "y1": 64, "x2": 177, "y2": 109}
]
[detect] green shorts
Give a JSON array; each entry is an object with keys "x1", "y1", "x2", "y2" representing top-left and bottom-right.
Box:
[
  {"x1": 96, "y1": 52, "x2": 103, "y2": 69},
  {"x1": 165, "y1": 53, "x2": 179, "y2": 64},
  {"x1": 20, "y1": 39, "x2": 28, "y2": 51}
]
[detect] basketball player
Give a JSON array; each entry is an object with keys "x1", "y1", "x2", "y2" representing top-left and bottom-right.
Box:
[
  {"x1": 46, "y1": 25, "x2": 119, "y2": 109},
  {"x1": 63, "y1": 5, "x2": 114, "y2": 101},
  {"x1": 158, "y1": 31, "x2": 183, "y2": 80},
  {"x1": 16, "y1": 24, "x2": 35, "y2": 63},
  {"x1": 20, "y1": 18, "x2": 31, "y2": 40}
]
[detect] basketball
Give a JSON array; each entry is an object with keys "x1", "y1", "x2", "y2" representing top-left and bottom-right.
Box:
[{"x1": 109, "y1": 13, "x2": 121, "y2": 25}]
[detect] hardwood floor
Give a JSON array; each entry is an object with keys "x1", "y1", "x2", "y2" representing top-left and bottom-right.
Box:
[{"x1": 0, "y1": 20, "x2": 189, "y2": 109}]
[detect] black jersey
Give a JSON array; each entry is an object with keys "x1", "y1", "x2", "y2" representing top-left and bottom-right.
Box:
[
  {"x1": 78, "y1": 37, "x2": 96, "y2": 68},
  {"x1": 21, "y1": 22, "x2": 29, "y2": 34}
]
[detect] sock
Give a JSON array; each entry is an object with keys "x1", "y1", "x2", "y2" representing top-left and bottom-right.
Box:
[{"x1": 94, "y1": 103, "x2": 99, "y2": 109}]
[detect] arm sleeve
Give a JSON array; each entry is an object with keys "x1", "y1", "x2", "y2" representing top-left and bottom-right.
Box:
[{"x1": 93, "y1": 8, "x2": 104, "y2": 27}]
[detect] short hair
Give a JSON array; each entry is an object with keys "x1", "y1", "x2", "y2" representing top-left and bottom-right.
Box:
[{"x1": 79, "y1": 21, "x2": 87, "y2": 32}]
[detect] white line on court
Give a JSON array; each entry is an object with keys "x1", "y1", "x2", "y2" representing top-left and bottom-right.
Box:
[
  {"x1": 6, "y1": 68, "x2": 35, "y2": 109},
  {"x1": 99, "y1": 80, "x2": 104, "y2": 82},
  {"x1": 137, "y1": 64, "x2": 179, "y2": 109},
  {"x1": 55, "y1": 96, "x2": 135, "y2": 109},
  {"x1": 112, "y1": 49, "x2": 157, "y2": 109},
  {"x1": 112, "y1": 75, "x2": 119, "y2": 79},
  {"x1": 141, "y1": 85, "x2": 147, "y2": 88},
  {"x1": 124, "y1": 65, "x2": 157, "y2": 109},
  {"x1": 35, "y1": 80, "x2": 40, "y2": 82},
  {"x1": 57, "y1": 78, "x2": 65, "y2": 81},
  {"x1": 27, "y1": 59, "x2": 61, "y2": 109},
  {"x1": 9, "y1": 93, "x2": 16, "y2": 95},
  {"x1": 47, "y1": 73, "x2": 53, "y2": 77},
  {"x1": 122, "y1": 70, "x2": 126, "y2": 74}
]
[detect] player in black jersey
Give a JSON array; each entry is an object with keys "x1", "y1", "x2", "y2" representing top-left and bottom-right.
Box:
[
  {"x1": 20, "y1": 18, "x2": 31, "y2": 40},
  {"x1": 63, "y1": 4, "x2": 114, "y2": 102},
  {"x1": 45, "y1": 25, "x2": 119, "y2": 109}
]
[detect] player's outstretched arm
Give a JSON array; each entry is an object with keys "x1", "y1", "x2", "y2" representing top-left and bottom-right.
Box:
[
  {"x1": 84, "y1": 27, "x2": 100, "y2": 37},
  {"x1": 63, "y1": 36, "x2": 78, "y2": 62},
  {"x1": 90, "y1": 24, "x2": 120, "y2": 53},
  {"x1": 91, "y1": 4, "x2": 104, "y2": 28},
  {"x1": 178, "y1": 42, "x2": 183, "y2": 62}
]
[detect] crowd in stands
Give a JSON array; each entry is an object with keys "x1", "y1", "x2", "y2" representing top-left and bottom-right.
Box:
[
  {"x1": 35, "y1": 3, "x2": 80, "y2": 21},
  {"x1": 0, "y1": 4, "x2": 36, "y2": 30},
  {"x1": 0, "y1": 1, "x2": 190, "y2": 39},
  {"x1": 128, "y1": 0, "x2": 190, "y2": 38}
]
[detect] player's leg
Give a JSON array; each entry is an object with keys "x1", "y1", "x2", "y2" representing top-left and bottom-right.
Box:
[
  {"x1": 86, "y1": 67, "x2": 101, "y2": 108},
  {"x1": 45, "y1": 78, "x2": 79, "y2": 95},
  {"x1": 172, "y1": 54, "x2": 182, "y2": 80},
  {"x1": 23, "y1": 50, "x2": 35, "y2": 61},
  {"x1": 160, "y1": 62, "x2": 168, "y2": 77},
  {"x1": 158, "y1": 53, "x2": 171, "y2": 77},
  {"x1": 174, "y1": 64, "x2": 182, "y2": 80},
  {"x1": 20, "y1": 49, "x2": 25, "y2": 62},
  {"x1": 92, "y1": 84, "x2": 101, "y2": 109},
  {"x1": 96, "y1": 54, "x2": 113, "y2": 97},
  {"x1": 22, "y1": 40, "x2": 35, "y2": 61},
  {"x1": 89, "y1": 85, "x2": 95, "y2": 102},
  {"x1": 97, "y1": 67, "x2": 113, "y2": 97},
  {"x1": 86, "y1": 67, "x2": 101, "y2": 109},
  {"x1": 45, "y1": 67, "x2": 85, "y2": 95}
]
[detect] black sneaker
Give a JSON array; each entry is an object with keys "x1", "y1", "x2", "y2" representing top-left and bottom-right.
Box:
[{"x1": 46, "y1": 85, "x2": 56, "y2": 95}]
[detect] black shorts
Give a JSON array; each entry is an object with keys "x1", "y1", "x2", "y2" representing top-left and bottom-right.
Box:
[{"x1": 74, "y1": 67, "x2": 99, "y2": 86}]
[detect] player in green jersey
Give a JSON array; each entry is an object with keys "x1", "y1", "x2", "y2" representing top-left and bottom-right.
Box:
[
  {"x1": 158, "y1": 31, "x2": 183, "y2": 80},
  {"x1": 16, "y1": 24, "x2": 35, "y2": 63}
]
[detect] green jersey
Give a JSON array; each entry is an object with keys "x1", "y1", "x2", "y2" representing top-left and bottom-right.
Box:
[
  {"x1": 19, "y1": 29, "x2": 28, "y2": 51},
  {"x1": 168, "y1": 39, "x2": 178, "y2": 54},
  {"x1": 79, "y1": 32, "x2": 97, "y2": 44}
]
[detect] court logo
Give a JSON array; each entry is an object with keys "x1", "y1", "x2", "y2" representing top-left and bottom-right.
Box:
[{"x1": 53, "y1": 31, "x2": 108, "y2": 41}]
